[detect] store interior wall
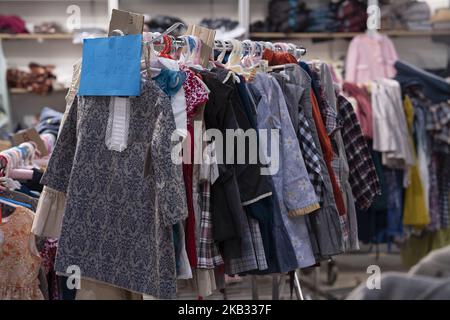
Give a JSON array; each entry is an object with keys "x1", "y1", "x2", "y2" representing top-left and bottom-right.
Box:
[
  {"x1": 2, "y1": 0, "x2": 448, "y2": 73},
  {"x1": 1, "y1": 0, "x2": 449, "y2": 126}
]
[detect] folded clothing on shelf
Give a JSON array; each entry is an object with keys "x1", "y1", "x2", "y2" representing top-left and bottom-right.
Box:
[
  {"x1": 0, "y1": 15, "x2": 28, "y2": 34},
  {"x1": 7, "y1": 63, "x2": 57, "y2": 95},
  {"x1": 144, "y1": 15, "x2": 186, "y2": 36},
  {"x1": 336, "y1": 0, "x2": 367, "y2": 32},
  {"x1": 381, "y1": 0, "x2": 432, "y2": 31},
  {"x1": 33, "y1": 22, "x2": 65, "y2": 34},
  {"x1": 267, "y1": 0, "x2": 309, "y2": 33},
  {"x1": 304, "y1": 4, "x2": 339, "y2": 32},
  {"x1": 200, "y1": 18, "x2": 245, "y2": 39},
  {"x1": 263, "y1": 0, "x2": 367, "y2": 33}
]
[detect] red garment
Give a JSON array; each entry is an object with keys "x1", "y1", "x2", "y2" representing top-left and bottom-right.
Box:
[
  {"x1": 39, "y1": 238, "x2": 60, "y2": 300},
  {"x1": 310, "y1": 91, "x2": 347, "y2": 216},
  {"x1": 342, "y1": 82, "x2": 373, "y2": 139},
  {"x1": 182, "y1": 69, "x2": 209, "y2": 268},
  {"x1": 158, "y1": 35, "x2": 173, "y2": 59},
  {"x1": 262, "y1": 48, "x2": 297, "y2": 66},
  {"x1": 0, "y1": 15, "x2": 28, "y2": 34},
  {"x1": 182, "y1": 124, "x2": 196, "y2": 267}
]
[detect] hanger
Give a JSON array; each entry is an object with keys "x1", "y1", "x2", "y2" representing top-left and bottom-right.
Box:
[
  {"x1": 110, "y1": 29, "x2": 125, "y2": 36},
  {"x1": 287, "y1": 43, "x2": 297, "y2": 56},
  {"x1": 226, "y1": 39, "x2": 245, "y2": 74},
  {"x1": 146, "y1": 22, "x2": 185, "y2": 45},
  {"x1": 264, "y1": 42, "x2": 274, "y2": 51},
  {"x1": 141, "y1": 22, "x2": 186, "y2": 70},
  {"x1": 159, "y1": 34, "x2": 173, "y2": 59},
  {"x1": 0, "y1": 196, "x2": 32, "y2": 209},
  {"x1": 242, "y1": 41, "x2": 251, "y2": 57},
  {"x1": 255, "y1": 42, "x2": 264, "y2": 59},
  {"x1": 215, "y1": 39, "x2": 227, "y2": 64},
  {"x1": 273, "y1": 42, "x2": 284, "y2": 52},
  {"x1": 169, "y1": 35, "x2": 183, "y2": 59},
  {"x1": 141, "y1": 32, "x2": 162, "y2": 79}
]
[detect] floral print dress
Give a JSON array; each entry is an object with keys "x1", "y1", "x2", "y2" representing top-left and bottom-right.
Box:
[
  {"x1": 40, "y1": 80, "x2": 188, "y2": 299},
  {"x1": 0, "y1": 207, "x2": 44, "y2": 300}
]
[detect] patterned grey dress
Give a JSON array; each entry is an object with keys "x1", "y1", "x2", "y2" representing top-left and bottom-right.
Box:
[{"x1": 41, "y1": 80, "x2": 188, "y2": 299}]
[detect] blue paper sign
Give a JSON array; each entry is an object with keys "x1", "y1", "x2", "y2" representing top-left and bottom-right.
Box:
[{"x1": 78, "y1": 34, "x2": 142, "y2": 96}]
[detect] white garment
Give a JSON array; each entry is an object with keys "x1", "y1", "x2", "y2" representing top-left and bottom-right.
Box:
[
  {"x1": 31, "y1": 187, "x2": 66, "y2": 238},
  {"x1": 175, "y1": 221, "x2": 193, "y2": 280},
  {"x1": 156, "y1": 57, "x2": 188, "y2": 140},
  {"x1": 371, "y1": 78, "x2": 414, "y2": 170},
  {"x1": 157, "y1": 57, "x2": 192, "y2": 280},
  {"x1": 31, "y1": 59, "x2": 80, "y2": 238},
  {"x1": 195, "y1": 269, "x2": 217, "y2": 297}
]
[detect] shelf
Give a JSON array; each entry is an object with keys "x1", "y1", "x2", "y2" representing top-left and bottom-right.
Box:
[
  {"x1": 5, "y1": 30, "x2": 450, "y2": 43},
  {"x1": 250, "y1": 30, "x2": 450, "y2": 40},
  {"x1": 0, "y1": 33, "x2": 74, "y2": 41},
  {"x1": 9, "y1": 88, "x2": 68, "y2": 94}
]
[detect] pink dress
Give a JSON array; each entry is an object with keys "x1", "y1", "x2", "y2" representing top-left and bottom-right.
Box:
[
  {"x1": 345, "y1": 33, "x2": 398, "y2": 84},
  {"x1": 180, "y1": 67, "x2": 209, "y2": 268},
  {"x1": 0, "y1": 207, "x2": 44, "y2": 300}
]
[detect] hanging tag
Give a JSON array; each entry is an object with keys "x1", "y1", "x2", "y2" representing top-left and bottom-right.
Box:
[
  {"x1": 79, "y1": 34, "x2": 142, "y2": 96},
  {"x1": 185, "y1": 25, "x2": 216, "y2": 68},
  {"x1": 12, "y1": 127, "x2": 48, "y2": 157},
  {"x1": 108, "y1": 9, "x2": 144, "y2": 36}
]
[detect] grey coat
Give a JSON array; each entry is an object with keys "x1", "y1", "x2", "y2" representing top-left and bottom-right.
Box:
[
  {"x1": 281, "y1": 64, "x2": 344, "y2": 259},
  {"x1": 41, "y1": 80, "x2": 188, "y2": 298}
]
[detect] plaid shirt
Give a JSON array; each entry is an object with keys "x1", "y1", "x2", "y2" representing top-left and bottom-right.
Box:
[
  {"x1": 422, "y1": 101, "x2": 450, "y2": 228},
  {"x1": 197, "y1": 181, "x2": 224, "y2": 269},
  {"x1": 337, "y1": 95, "x2": 380, "y2": 210},
  {"x1": 225, "y1": 215, "x2": 268, "y2": 275},
  {"x1": 427, "y1": 102, "x2": 450, "y2": 144},
  {"x1": 427, "y1": 102, "x2": 450, "y2": 154},
  {"x1": 298, "y1": 110, "x2": 324, "y2": 203},
  {"x1": 320, "y1": 97, "x2": 340, "y2": 137},
  {"x1": 309, "y1": 67, "x2": 340, "y2": 136},
  {"x1": 437, "y1": 152, "x2": 450, "y2": 229}
]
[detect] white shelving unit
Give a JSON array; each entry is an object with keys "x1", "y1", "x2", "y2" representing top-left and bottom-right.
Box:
[
  {"x1": 0, "y1": 0, "x2": 449, "y2": 127},
  {"x1": 0, "y1": 0, "x2": 253, "y2": 127}
]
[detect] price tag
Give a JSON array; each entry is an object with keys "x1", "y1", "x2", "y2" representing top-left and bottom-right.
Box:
[
  {"x1": 78, "y1": 34, "x2": 142, "y2": 96},
  {"x1": 108, "y1": 9, "x2": 144, "y2": 36},
  {"x1": 12, "y1": 127, "x2": 48, "y2": 157},
  {"x1": 185, "y1": 25, "x2": 216, "y2": 68}
]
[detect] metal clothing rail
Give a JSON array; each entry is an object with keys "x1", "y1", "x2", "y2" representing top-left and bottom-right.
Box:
[
  {"x1": 113, "y1": 22, "x2": 307, "y2": 59},
  {"x1": 149, "y1": 36, "x2": 307, "y2": 59}
]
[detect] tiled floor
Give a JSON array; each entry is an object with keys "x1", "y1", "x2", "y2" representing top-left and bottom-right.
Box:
[{"x1": 177, "y1": 244, "x2": 408, "y2": 300}]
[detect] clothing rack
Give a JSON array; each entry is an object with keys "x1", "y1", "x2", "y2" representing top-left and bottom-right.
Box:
[
  {"x1": 50, "y1": 21, "x2": 316, "y2": 301},
  {"x1": 150, "y1": 36, "x2": 307, "y2": 59},
  {"x1": 143, "y1": 22, "x2": 309, "y2": 300},
  {"x1": 132, "y1": 21, "x2": 308, "y2": 60}
]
